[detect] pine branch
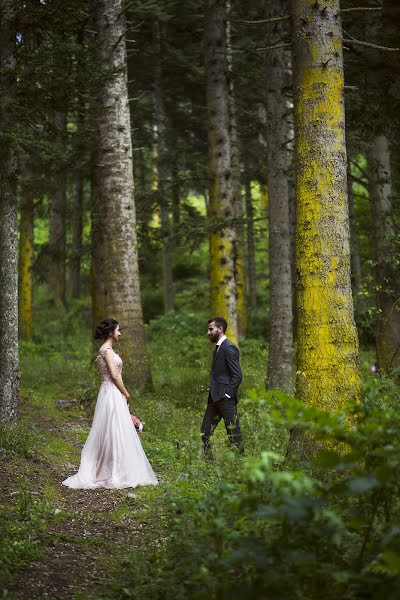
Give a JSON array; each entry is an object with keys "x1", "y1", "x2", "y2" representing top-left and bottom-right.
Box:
[
  {"x1": 350, "y1": 159, "x2": 369, "y2": 180},
  {"x1": 256, "y1": 42, "x2": 291, "y2": 52},
  {"x1": 241, "y1": 15, "x2": 290, "y2": 25},
  {"x1": 341, "y1": 6, "x2": 383, "y2": 13},
  {"x1": 343, "y1": 38, "x2": 399, "y2": 52}
]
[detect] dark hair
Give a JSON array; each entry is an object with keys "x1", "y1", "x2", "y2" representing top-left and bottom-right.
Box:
[
  {"x1": 94, "y1": 318, "x2": 119, "y2": 340},
  {"x1": 208, "y1": 317, "x2": 227, "y2": 333}
]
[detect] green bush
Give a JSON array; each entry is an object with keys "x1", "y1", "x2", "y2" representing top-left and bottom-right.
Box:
[{"x1": 109, "y1": 387, "x2": 400, "y2": 600}]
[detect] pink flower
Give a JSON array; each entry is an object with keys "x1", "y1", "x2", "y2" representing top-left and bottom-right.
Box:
[{"x1": 370, "y1": 365, "x2": 377, "y2": 373}]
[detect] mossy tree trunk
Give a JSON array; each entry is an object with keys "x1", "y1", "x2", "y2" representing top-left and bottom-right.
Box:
[
  {"x1": 0, "y1": 0, "x2": 20, "y2": 422},
  {"x1": 91, "y1": 0, "x2": 152, "y2": 389},
  {"x1": 153, "y1": 18, "x2": 174, "y2": 314},
  {"x1": 18, "y1": 194, "x2": 34, "y2": 339},
  {"x1": 266, "y1": 0, "x2": 293, "y2": 393},
  {"x1": 205, "y1": 0, "x2": 238, "y2": 344},
  {"x1": 368, "y1": 135, "x2": 400, "y2": 372},
  {"x1": 292, "y1": 0, "x2": 359, "y2": 411}
]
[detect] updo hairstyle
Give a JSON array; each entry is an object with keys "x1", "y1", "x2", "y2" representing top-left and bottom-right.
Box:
[{"x1": 94, "y1": 318, "x2": 119, "y2": 340}]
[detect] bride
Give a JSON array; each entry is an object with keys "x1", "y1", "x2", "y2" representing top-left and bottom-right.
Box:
[{"x1": 63, "y1": 318, "x2": 158, "y2": 489}]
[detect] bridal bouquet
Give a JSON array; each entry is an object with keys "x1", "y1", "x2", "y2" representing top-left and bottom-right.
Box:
[{"x1": 130, "y1": 414, "x2": 143, "y2": 434}]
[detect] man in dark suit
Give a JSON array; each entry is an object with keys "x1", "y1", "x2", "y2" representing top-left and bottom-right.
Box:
[{"x1": 201, "y1": 317, "x2": 244, "y2": 456}]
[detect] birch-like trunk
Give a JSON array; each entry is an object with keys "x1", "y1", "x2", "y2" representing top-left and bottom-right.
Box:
[
  {"x1": 265, "y1": 0, "x2": 293, "y2": 393},
  {"x1": 205, "y1": 0, "x2": 238, "y2": 344},
  {"x1": 368, "y1": 135, "x2": 400, "y2": 372},
  {"x1": 91, "y1": 0, "x2": 151, "y2": 389},
  {"x1": 0, "y1": 0, "x2": 20, "y2": 422},
  {"x1": 18, "y1": 195, "x2": 34, "y2": 338},
  {"x1": 292, "y1": 0, "x2": 359, "y2": 411},
  {"x1": 153, "y1": 19, "x2": 174, "y2": 313}
]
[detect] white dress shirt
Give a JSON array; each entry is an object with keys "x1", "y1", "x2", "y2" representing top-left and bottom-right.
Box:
[{"x1": 215, "y1": 335, "x2": 230, "y2": 397}]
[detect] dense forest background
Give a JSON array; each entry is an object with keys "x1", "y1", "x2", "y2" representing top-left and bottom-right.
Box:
[{"x1": 1, "y1": 0, "x2": 400, "y2": 598}]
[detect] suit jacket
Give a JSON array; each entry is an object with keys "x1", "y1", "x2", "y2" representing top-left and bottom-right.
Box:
[{"x1": 209, "y1": 338, "x2": 243, "y2": 402}]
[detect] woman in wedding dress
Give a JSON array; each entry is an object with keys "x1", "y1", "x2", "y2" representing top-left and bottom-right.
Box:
[{"x1": 63, "y1": 319, "x2": 158, "y2": 489}]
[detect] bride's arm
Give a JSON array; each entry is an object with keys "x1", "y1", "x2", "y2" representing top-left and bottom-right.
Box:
[{"x1": 103, "y1": 349, "x2": 130, "y2": 402}]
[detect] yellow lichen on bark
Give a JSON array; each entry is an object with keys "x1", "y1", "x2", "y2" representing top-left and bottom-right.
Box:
[
  {"x1": 18, "y1": 197, "x2": 33, "y2": 339},
  {"x1": 293, "y1": 0, "x2": 359, "y2": 413},
  {"x1": 209, "y1": 179, "x2": 238, "y2": 346}
]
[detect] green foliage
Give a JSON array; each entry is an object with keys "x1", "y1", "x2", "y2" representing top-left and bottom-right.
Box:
[
  {"x1": 0, "y1": 486, "x2": 53, "y2": 583},
  {"x1": 0, "y1": 418, "x2": 45, "y2": 460},
  {"x1": 103, "y1": 385, "x2": 400, "y2": 600}
]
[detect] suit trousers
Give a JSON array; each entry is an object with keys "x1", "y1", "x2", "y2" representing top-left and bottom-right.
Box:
[{"x1": 201, "y1": 395, "x2": 243, "y2": 451}]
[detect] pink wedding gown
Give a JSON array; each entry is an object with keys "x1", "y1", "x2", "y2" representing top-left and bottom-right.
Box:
[{"x1": 62, "y1": 348, "x2": 158, "y2": 489}]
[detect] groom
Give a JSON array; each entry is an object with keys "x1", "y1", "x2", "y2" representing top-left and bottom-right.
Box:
[{"x1": 201, "y1": 317, "x2": 244, "y2": 455}]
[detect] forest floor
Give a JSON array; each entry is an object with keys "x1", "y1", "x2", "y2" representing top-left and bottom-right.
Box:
[{"x1": 1, "y1": 396, "x2": 167, "y2": 600}]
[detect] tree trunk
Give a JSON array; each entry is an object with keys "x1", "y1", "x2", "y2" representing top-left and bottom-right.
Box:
[
  {"x1": 48, "y1": 112, "x2": 67, "y2": 308},
  {"x1": 260, "y1": 183, "x2": 269, "y2": 220},
  {"x1": 90, "y1": 160, "x2": 106, "y2": 335},
  {"x1": 266, "y1": 0, "x2": 293, "y2": 393},
  {"x1": 91, "y1": 0, "x2": 151, "y2": 389},
  {"x1": 292, "y1": 0, "x2": 359, "y2": 411},
  {"x1": 18, "y1": 195, "x2": 34, "y2": 339},
  {"x1": 368, "y1": 135, "x2": 400, "y2": 372},
  {"x1": 71, "y1": 170, "x2": 84, "y2": 299},
  {"x1": 172, "y1": 154, "x2": 180, "y2": 229},
  {"x1": 0, "y1": 0, "x2": 20, "y2": 422},
  {"x1": 71, "y1": 94, "x2": 85, "y2": 299},
  {"x1": 245, "y1": 179, "x2": 257, "y2": 311},
  {"x1": 227, "y1": 0, "x2": 246, "y2": 337},
  {"x1": 205, "y1": 0, "x2": 238, "y2": 344},
  {"x1": 347, "y1": 166, "x2": 362, "y2": 301},
  {"x1": 153, "y1": 19, "x2": 174, "y2": 314}
]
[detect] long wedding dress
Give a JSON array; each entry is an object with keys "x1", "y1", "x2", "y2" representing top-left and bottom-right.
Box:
[{"x1": 62, "y1": 348, "x2": 158, "y2": 489}]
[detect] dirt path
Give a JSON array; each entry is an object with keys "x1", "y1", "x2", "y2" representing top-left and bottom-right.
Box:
[{"x1": 2, "y1": 409, "x2": 161, "y2": 600}]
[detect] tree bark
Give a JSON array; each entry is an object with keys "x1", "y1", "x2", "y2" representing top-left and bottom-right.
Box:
[
  {"x1": 71, "y1": 93, "x2": 85, "y2": 299},
  {"x1": 266, "y1": 0, "x2": 293, "y2": 393},
  {"x1": 90, "y1": 155, "x2": 106, "y2": 335},
  {"x1": 227, "y1": 0, "x2": 247, "y2": 337},
  {"x1": 205, "y1": 0, "x2": 238, "y2": 344},
  {"x1": 91, "y1": 0, "x2": 152, "y2": 389},
  {"x1": 0, "y1": 0, "x2": 20, "y2": 422},
  {"x1": 368, "y1": 135, "x2": 400, "y2": 372},
  {"x1": 71, "y1": 169, "x2": 84, "y2": 299},
  {"x1": 153, "y1": 19, "x2": 174, "y2": 313},
  {"x1": 245, "y1": 179, "x2": 257, "y2": 311},
  {"x1": 18, "y1": 195, "x2": 34, "y2": 339},
  {"x1": 292, "y1": 0, "x2": 359, "y2": 411}
]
